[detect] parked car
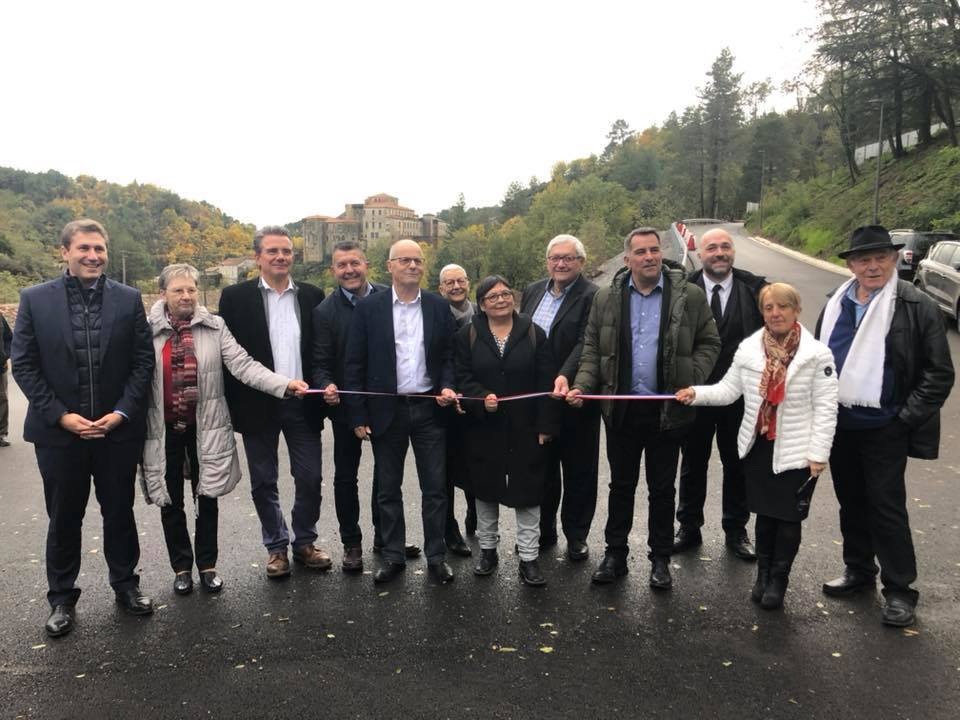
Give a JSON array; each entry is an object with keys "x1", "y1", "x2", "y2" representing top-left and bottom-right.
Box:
[
  {"x1": 915, "y1": 240, "x2": 960, "y2": 330},
  {"x1": 892, "y1": 229, "x2": 958, "y2": 281}
]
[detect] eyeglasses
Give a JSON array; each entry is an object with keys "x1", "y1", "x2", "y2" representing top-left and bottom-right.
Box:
[
  {"x1": 482, "y1": 291, "x2": 514, "y2": 303},
  {"x1": 547, "y1": 254, "x2": 582, "y2": 265},
  {"x1": 390, "y1": 256, "x2": 424, "y2": 266},
  {"x1": 441, "y1": 278, "x2": 468, "y2": 286}
]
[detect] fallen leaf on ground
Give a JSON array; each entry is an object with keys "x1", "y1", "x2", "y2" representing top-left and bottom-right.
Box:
[
  {"x1": 235, "y1": 664, "x2": 245, "y2": 669},
  {"x1": 539, "y1": 647, "x2": 554, "y2": 654},
  {"x1": 722, "y1": 661, "x2": 732, "y2": 667},
  {"x1": 326, "y1": 633, "x2": 335, "y2": 639},
  {"x1": 498, "y1": 647, "x2": 517, "y2": 653},
  {"x1": 539, "y1": 623, "x2": 553, "y2": 628},
  {"x1": 831, "y1": 652, "x2": 842, "y2": 658},
  {"x1": 903, "y1": 629, "x2": 920, "y2": 637},
  {"x1": 31, "y1": 644, "x2": 46, "y2": 650},
  {"x1": 75, "y1": 674, "x2": 85, "y2": 679}
]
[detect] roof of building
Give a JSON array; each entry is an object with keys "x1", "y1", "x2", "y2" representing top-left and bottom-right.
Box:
[
  {"x1": 303, "y1": 214, "x2": 333, "y2": 221},
  {"x1": 218, "y1": 257, "x2": 253, "y2": 267}
]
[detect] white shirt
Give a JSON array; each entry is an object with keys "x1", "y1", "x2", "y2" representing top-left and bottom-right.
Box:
[
  {"x1": 260, "y1": 276, "x2": 302, "y2": 381},
  {"x1": 392, "y1": 287, "x2": 431, "y2": 393},
  {"x1": 703, "y1": 272, "x2": 734, "y2": 316}
]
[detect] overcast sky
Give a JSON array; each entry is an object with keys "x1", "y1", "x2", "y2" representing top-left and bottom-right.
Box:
[{"x1": 2, "y1": 0, "x2": 820, "y2": 226}]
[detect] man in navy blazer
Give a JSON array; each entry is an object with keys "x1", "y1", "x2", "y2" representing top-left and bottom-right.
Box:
[
  {"x1": 12, "y1": 219, "x2": 155, "y2": 638},
  {"x1": 343, "y1": 239, "x2": 459, "y2": 584}
]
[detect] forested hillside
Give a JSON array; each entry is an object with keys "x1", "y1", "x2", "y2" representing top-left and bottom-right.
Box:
[{"x1": 0, "y1": 168, "x2": 254, "y2": 302}]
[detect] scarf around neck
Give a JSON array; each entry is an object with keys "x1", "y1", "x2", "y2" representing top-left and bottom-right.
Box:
[
  {"x1": 756, "y1": 322, "x2": 801, "y2": 441},
  {"x1": 168, "y1": 314, "x2": 199, "y2": 433}
]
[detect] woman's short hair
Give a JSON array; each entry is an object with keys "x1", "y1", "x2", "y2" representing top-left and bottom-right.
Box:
[
  {"x1": 475, "y1": 275, "x2": 513, "y2": 305},
  {"x1": 159, "y1": 263, "x2": 200, "y2": 291},
  {"x1": 758, "y1": 282, "x2": 802, "y2": 312}
]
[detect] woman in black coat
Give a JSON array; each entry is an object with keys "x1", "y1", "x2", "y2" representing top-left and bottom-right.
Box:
[{"x1": 454, "y1": 276, "x2": 561, "y2": 586}]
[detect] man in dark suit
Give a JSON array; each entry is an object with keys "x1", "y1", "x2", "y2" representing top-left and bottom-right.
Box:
[
  {"x1": 343, "y1": 239, "x2": 459, "y2": 585},
  {"x1": 219, "y1": 225, "x2": 328, "y2": 579},
  {"x1": 12, "y1": 219, "x2": 155, "y2": 637},
  {"x1": 0, "y1": 312, "x2": 11, "y2": 446},
  {"x1": 313, "y1": 240, "x2": 421, "y2": 572},
  {"x1": 674, "y1": 228, "x2": 766, "y2": 560},
  {"x1": 520, "y1": 234, "x2": 599, "y2": 561}
]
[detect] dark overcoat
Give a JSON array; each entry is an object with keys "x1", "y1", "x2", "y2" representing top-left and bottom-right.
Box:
[{"x1": 454, "y1": 312, "x2": 562, "y2": 507}]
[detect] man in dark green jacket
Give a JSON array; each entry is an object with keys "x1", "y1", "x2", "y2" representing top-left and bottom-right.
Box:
[{"x1": 568, "y1": 227, "x2": 720, "y2": 590}]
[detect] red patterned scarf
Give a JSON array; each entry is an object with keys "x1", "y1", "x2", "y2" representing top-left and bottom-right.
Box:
[
  {"x1": 756, "y1": 322, "x2": 801, "y2": 441},
  {"x1": 168, "y1": 316, "x2": 199, "y2": 433}
]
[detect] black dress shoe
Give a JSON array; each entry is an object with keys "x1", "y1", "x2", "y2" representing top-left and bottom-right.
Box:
[
  {"x1": 199, "y1": 570, "x2": 224, "y2": 594},
  {"x1": 373, "y1": 561, "x2": 406, "y2": 584},
  {"x1": 591, "y1": 554, "x2": 628, "y2": 584},
  {"x1": 474, "y1": 549, "x2": 499, "y2": 576},
  {"x1": 116, "y1": 588, "x2": 154, "y2": 616},
  {"x1": 649, "y1": 557, "x2": 673, "y2": 590},
  {"x1": 519, "y1": 559, "x2": 547, "y2": 587},
  {"x1": 428, "y1": 561, "x2": 455, "y2": 584},
  {"x1": 672, "y1": 526, "x2": 702, "y2": 554},
  {"x1": 173, "y1": 572, "x2": 193, "y2": 596},
  {"x1": 45, "y1": 605, "x2": 75, "y2": 638},
  {"x1": 726, "y1": 534, "x2": 757, "y2": 562},
  {"x1": 822, "y1": 569, "x2": 876, "y2": 597},
  {"x1": 881, "y1": 597, "x2": 916, "y2": 627},
  {"x1": 373, "y1": 543, "x2": 422, "y2": 559},
  {"x1": 567, "y1": 540, "x2": 589, "y2": 562},
  {"x1": 446, "y1": 538, "x2": 473, "y2": 557}
]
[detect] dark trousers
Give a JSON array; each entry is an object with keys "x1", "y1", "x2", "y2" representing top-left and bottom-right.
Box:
[
  {"x1": 242, "y1": 399, "x2": 323, "y2": 553},
  {"x1": 331, "y1": 420, "x2": 381, "y2": 547},
  {"x1": 541, "y1": 404, "x2": 601, "y2": 544},
  {"x1": 0, "y1": 370, "x2": 8, "y2": 437},
  {"x1": 36, "y1": 438, "x2": 142, "y2": 607},
  {"x1": 755, "y1": 514, "x2": 801, "y2": 566},
  {"x1": 829, "y1": 422, "x2": 918, "y2": 604},
  {"x1": 444, "y1": 421, "x2": 474, "y2": 543},
  {"x1": 160, "y1": 424, "x2": 218, "y2": 573},
  {"x1": 677, "y1": 401, "x2": 750, "y2": 536},
  {"x1": 603, "y1": 405, "x2": 683, "y2": 560},
  {"x1": 371, "y1": 399, "x2": 447, "y2": 564}
]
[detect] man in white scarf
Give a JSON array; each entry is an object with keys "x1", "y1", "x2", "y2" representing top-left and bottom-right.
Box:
[{"x1": 816, "y1": 225, "x2": 954, "y2": 629}]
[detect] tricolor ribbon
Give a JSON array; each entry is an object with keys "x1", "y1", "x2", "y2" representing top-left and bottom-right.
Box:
[{"x1": 303, "y1": 389, "x2": 676, "y2": 402}]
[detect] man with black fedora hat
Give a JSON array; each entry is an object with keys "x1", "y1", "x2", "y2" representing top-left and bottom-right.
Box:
[{"x1": 815, "y1": 224, "x2": 954, "y2": 628}]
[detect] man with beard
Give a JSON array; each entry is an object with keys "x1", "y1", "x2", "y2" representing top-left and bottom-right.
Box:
[{"x1": 674, "y1": 228, "x2": 766, "y2": 561}]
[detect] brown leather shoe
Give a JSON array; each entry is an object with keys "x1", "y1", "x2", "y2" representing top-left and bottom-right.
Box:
[
  {"x1": 342, "y1": 545, "x2": 363, "y2": 573},
  {"x1": 266, "y1": 551, "x2": 291, "y2": 578},
  {"x1": 293, "y1": 544, "x2": 333, "y2": 570}
]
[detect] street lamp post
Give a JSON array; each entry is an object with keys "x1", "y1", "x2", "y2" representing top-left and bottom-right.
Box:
[
  {"x1": 873, "y1": 101, "x2": 885, "y2": 225},
  {"x1": 759, "y1": 149, "x2": 766, "y2": 234}
]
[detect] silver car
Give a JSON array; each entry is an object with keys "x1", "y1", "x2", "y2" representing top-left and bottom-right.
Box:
[{"x1": 915, "y1": 240, "x2": 960, "y2": 330}]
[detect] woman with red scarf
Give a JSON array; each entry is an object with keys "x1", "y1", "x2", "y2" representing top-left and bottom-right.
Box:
[
  {"x1": 141, "y1": 265, "x2": 308, "y2": 596},
  {"x1": 676, "y1": 283, "x2": 838, "y2": 610}
]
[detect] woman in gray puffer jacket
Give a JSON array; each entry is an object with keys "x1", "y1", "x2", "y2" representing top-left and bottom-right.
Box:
[{"x1": 141, "y1": 264, "x2": 307, "y2": 596}]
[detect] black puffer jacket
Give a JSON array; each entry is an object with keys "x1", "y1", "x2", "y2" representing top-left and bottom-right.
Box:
[
  {"x1": 816, "y1": 280, "x2": 955, "y2": 459},
  {"x1": 65, "y1": 275, "x2": 104, "y2": 419}
]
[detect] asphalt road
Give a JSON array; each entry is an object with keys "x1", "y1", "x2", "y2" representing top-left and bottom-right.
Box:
[{"x1": 1, "y1": 224, "x2": 958, "y2": 719}]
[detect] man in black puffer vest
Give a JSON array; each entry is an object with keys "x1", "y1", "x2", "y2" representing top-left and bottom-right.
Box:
[
  {"x1": 674, "y1": 228, "x2": 767, "y2": 561},
  {"x1": 12, "y1": 219, "x2": 155, "y2": 638}
]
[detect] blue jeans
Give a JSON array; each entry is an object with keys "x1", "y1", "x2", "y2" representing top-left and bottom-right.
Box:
[{"x1": 242, "y1": 400, "x2": 323, "y2": 553}]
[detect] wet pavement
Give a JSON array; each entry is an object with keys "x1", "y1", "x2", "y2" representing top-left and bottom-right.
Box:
[{"x1": 1, "y1": 224, "x2": 958, "y2": 718}]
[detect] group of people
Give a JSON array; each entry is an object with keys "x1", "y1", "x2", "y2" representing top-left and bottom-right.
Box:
[{"x1": 9, "y1": 218, "x2": 953, "y2": 640}]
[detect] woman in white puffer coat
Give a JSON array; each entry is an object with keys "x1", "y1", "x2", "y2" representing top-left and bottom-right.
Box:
[
  {"x1": 141, "y1": 264, "x2": 307, "y2": 596},
  {"x1": 676, "y1": 283, "x2": 838, "y2": 611}
]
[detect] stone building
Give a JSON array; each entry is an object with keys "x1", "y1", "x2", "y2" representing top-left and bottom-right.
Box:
[{"x1": 303, "y1": 193, "x2": 448, "y2": 263}]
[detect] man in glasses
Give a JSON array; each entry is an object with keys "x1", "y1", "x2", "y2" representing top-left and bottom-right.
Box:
[
  {"x1": 344, "y1": 239, "x2": 459, "y2": 584},
  {"x1": 437, "y1": 264, "x2": 476, "y2": 556},
  {"x1": 520, "y1": 234, "x2": 600, "y2": 561}
]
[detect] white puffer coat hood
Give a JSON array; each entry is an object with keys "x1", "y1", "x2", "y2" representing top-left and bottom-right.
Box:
[
  {"x1": 692, "y1": 324, "x2": 839, "y2": 473},
  {"x1": 139, "y1": 300, "x2": 290, "y2": 506}
]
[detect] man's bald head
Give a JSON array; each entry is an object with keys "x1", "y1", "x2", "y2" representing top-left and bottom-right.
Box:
[
  {"x1": 697, "y1": 228, "x2": 736, "y2": 281},
  {"x1": 389, "y1": 239, "x2": 422, "y2": 260},
  {"x1": 387, "y1": 239, "x2": 425, "y2": 292}
]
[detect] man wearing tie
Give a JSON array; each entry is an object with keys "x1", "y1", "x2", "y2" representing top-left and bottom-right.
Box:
[
  {"x1": 674, "y1": 228, "x2": 767, "y2": 561},
  {"x1": 344, "y1": 239, "x2": 459, "y2": 584}
]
